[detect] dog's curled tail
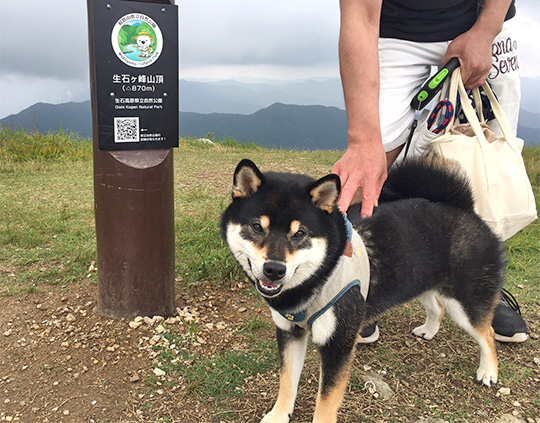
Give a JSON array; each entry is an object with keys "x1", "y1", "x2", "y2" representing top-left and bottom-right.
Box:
[{"x1": 380, "y1": 156, "x2": 475, "y2": 212}]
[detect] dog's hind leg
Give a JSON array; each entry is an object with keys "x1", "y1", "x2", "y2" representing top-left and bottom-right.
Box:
[
  {"x1": 412, "y1": 291, "x2": 444, "y2": 340},
  {"x1": 472, "y1": 319, "x2": 498, "y2": 386},
  {"x1": 261, "y1": 325, "x2": 308, "y2": 423},
  {"x1": 440, "y1": 296, "x2": 498, "y2": 386}
]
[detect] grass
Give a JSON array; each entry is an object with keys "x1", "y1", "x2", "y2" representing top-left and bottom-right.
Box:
[
  {"x1": 2, "y1": 129, "x2": 537, "y2": 295},
  {"x1": 0, "y1": 127, "x2": 92, "y2": 165},
  {"x1": 0, "y1": 130, "x2": 539, "y2": 422},
  {"x1": 148, "y1": 314, "x2": 277, "y2": 421}
]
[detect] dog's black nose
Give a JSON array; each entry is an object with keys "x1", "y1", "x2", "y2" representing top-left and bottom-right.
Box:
[{"x1": 263, "y1": 261, "x2": 286, "y2": 281}]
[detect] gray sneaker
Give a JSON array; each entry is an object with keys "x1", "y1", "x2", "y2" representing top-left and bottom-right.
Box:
[
  {"x1": 357, "y1": 322, "x2": 380, "y2": 344},
  {"x1": 492, "y1": 289, "x2": 528, "y2": 343}
]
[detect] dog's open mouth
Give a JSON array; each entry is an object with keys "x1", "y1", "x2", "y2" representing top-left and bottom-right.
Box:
[{"x1": 256, "y1": 279, "x2": 283, "y2": 297}]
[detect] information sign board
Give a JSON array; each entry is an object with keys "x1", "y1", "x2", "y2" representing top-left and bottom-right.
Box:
[{"x1": 90, "y1": 0, "x2": 179, "y2": 150}]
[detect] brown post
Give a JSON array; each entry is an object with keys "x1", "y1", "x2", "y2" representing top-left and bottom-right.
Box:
[{"x1": 87, "y1": 0, "x2": 177, "y2": 319}]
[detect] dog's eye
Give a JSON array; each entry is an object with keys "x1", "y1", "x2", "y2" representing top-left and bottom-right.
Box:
[
  {"x1": 293, "y1": 229, "x2": 306, "y2": 240},
  {"x1": 251, "y1": 223, "x2": 264, "y2": 233}
]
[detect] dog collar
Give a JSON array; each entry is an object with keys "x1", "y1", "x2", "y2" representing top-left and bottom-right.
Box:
[
  {"x1": 277, "y1": 279, "x2": 362, "y2": 329},
  {"x1": 344, "y1": 213, "x2": 353, "y2": 240},
  {"x1": 343, "y1": 214, "x2": 353, "y2": 257}
]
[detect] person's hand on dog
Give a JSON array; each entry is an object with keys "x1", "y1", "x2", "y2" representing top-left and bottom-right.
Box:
[{"x1": 332, "y1": 139, "x2": 387, "y2": 217}]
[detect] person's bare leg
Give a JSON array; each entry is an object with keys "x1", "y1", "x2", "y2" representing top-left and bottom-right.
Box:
[{"x1": 386, "y1": 145, "x2": 404, "y2": 168}]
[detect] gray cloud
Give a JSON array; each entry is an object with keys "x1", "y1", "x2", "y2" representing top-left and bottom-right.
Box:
[
  {"x1": 179, "y1": 1, "x2": 339, "y2": 68},
  {"x1": 0, "y1": 1, "x2": 90, "y2": 80},
  {"x1": 0, "y1": 0, "x2": 538, "y2": 119},
  {"x1": 0, "y1": 0, "x2": 341, "y2": 117}
]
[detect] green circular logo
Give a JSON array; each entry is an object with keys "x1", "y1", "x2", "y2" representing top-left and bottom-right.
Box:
[{"x1": 111, "y1": 13, "x2": 163, "y2": 68}]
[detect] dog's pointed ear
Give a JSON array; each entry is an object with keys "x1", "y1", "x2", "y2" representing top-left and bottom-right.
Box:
[
  {"x1": 232, "y1": 159, "x2": 264, "y2": 199},
  {"x1": 309, "y1": 174, "x2": 341, "y2": 213}
]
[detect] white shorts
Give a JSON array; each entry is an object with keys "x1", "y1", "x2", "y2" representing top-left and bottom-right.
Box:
[{"x1": 379, "y1": 19, "x2": 521, "y2": 152}]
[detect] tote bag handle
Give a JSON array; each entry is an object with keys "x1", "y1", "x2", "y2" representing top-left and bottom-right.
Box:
[
  {"x1": 450, "y1": 69, "x2": 520, "y2": 153},
  {"x1": 455, "y1": 70, "x2": 490, "y2": 145},
  {"x1": 480, "y1": 81, "x2": 519, "y2": 148}
]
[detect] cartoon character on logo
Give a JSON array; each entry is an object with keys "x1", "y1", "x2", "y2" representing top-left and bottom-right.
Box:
[{"x1": 135, "y1": 31, "x2": 154, "y2": 58}]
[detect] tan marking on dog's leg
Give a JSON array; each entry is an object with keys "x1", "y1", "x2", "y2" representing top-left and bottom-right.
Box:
[
  {"x1": 267, "y1": 361, "x2": 297, "y2": 419},
  {"x1": 441, "y1": 295, "x2": 498, "y2": 386},
  {"x1": 412, "y1": 291, "x2": 444, "y2": 340},
  {"x1": 261, "y1": 335, "x2": 307, "y2": 423},
  {"x1": 436, "y1": 296, "x2": 444, "y2": 323},
  {"x1": 473, "y1": 317, "x2": 498, "y2": 386},
  {"x1": 312, "y1": 355, "x2": 354, "y2": 423}
]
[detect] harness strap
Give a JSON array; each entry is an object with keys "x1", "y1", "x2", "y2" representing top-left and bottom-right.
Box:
[
  {"x1": 277, "y1": 279, "x2": 362, "y2": 327},
  {"x1": 279, "y1": 309, "x2": 307, "y2": 324},
  {"x1": 307, "y1": 279, "x2": 361, "y2": 329}
]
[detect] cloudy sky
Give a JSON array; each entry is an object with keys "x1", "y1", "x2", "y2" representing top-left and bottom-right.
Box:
[{"x1": 0, "y1": 0, "x2": 539, "y2": 119}]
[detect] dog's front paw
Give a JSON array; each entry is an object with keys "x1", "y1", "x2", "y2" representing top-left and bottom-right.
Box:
[
  {"x1": 412, "y1": 324, "x2": 438, "y2": 340},
  {"x1": 476, "y1": 365, "x2": 498, "y2": 386},
  {"x1": 261, "y1": 410, "x2": 291, "y2": 423}
]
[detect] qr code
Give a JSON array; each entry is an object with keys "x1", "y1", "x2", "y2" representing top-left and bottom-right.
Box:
[{"x1": 114, "y1": 117, "x2": 139, "y2": 143}]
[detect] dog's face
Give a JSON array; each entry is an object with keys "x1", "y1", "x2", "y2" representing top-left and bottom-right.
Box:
[
  {"x1": 136, "y1": 35, "x2": 152, "y2": 48},
  {"x1": 221, "y1": 159, "x2": 346, "y2": 310}
]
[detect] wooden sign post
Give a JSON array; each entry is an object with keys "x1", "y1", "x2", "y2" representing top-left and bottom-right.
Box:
[{"x1": 87, "y1": 0, "x2": 178, "y2": 318}]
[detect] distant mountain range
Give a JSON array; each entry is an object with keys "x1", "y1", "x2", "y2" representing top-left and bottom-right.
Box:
[
  {"x1": 0, "y1": 101, "x2": 347, "y2": 150},
  {"x1": 179, "y1": 79, "x2": 346, "y2": 114},
  {"x1": 1, "y1": 78, "x2": 538, "y2": 149},
  {"x1": 181, "y1": 103, "x2": 348, "y2": 150}
]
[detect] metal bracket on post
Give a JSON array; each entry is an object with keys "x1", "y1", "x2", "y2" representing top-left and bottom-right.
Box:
[{"x1": 87, "y1": 0, "x2": 178, "y2": 319}]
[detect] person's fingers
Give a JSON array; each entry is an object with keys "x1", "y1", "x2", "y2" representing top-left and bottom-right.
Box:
[
  {"x1": 337, "y1": 180, "x2": 356, "y2": 214},
  {"x1": 459, "y1": 65, "x2": 472, "y2": 86},
  {"x1": 360, "y1": 183, "x2": 379, "y2": 218},
  {"x1": 464, "y1": 74, "x2": 487, "y2": 90},
  {"x1": 360, "y1": 197, "x2": 375, "y2": 218}
]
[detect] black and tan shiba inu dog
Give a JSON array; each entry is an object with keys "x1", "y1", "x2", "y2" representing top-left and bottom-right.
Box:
[{"x1": 221, "y1": 157, "x2": 504, "y2": 423}]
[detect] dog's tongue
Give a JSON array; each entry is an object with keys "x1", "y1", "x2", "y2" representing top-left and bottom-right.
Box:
[{"x1": 262, "y1": 281, "x2": 278, "y2": 288}]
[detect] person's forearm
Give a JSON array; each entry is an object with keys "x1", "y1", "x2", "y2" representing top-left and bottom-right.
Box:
[
  {"x1": 339, "y1": 0, "x2": 383, "y2": 147},
  {"x1": 474, "y1": 0, "x2": 513, "y2": 39}
]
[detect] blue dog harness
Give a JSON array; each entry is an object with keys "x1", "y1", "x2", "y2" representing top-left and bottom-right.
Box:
[
  {"x1": 278, "y1": 279, "x2": 362, "y2": 329},
  {"x1": 277, "y1": 215, "x2": 365, "y2": 329}
]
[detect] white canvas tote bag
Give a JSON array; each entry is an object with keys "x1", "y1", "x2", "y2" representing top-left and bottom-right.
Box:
[{"x1": 429, "y1": 68, "x2": 537, "y2": 240}]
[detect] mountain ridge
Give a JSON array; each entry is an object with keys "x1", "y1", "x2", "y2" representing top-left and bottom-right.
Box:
[
  {"x1": 1, "y1": 76, "x2": 538, "y2": 149},
  {"x1": 0, "y1": 101, "x2": 350, "y2": 150}
]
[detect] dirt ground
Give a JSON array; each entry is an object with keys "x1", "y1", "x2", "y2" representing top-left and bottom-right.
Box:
[{"x1": 1, "y1": 280, "x2": 539, "y2": 423}]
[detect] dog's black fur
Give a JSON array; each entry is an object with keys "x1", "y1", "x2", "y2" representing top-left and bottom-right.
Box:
[
  {"x1": 353, "y1": 159, "x2": 505, "y2": 326},
  {"x1": 221, "y1": 157, "x2": 504, "y2": 423}
]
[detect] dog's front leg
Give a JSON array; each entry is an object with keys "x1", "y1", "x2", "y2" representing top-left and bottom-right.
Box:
[
  {"x1": 311, "y1": 307, "x2": 361, "y2": 423},
  {"x1": 313, "y1": 337, "x2": 357, "y2": 423},
  {"x1": 261, "y1": 324, "x2": 308, "y2": 423}
]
